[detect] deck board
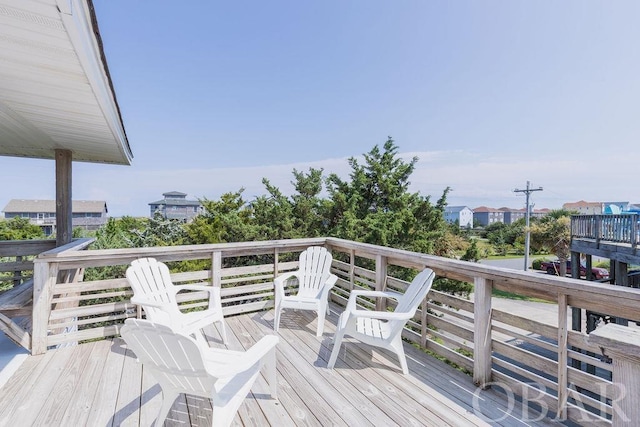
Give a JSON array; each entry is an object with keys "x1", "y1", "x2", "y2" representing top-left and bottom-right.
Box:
[{"x1": 0, "y1": 308, "x2": 566, "y2": 426}]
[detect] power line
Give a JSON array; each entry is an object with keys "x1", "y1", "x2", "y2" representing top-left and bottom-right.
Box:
[{"x1": 514, "y1": 181, "x2": 543, "y2": 271}]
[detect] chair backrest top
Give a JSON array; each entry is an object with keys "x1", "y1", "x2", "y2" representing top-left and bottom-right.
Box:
[
  {"x1": 120, "y1": 318, "x2": 214, "y2": 392},
  {"x1": 127, "y1": 257, "x2": 176, "y2": 302},
  {"x1": 297, "y1": 246, "x2": 333, "y2": 298},
  {"x1": 395, "y1": 268, "x2": 436, "y2": 315}
]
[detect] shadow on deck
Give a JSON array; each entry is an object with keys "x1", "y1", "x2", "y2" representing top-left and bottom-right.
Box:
[{"x1": 0, "y1": 307, "x2": 567, "y2": 426}]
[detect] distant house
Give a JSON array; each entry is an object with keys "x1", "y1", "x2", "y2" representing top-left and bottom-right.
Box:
[
  {"x1": 444, "y1": 206, "x2": 473, "y2": 228},
  {"x1": 473, "y1": 206, "x2": 505, "y2": 227},
  {"x1": 531, "y1": 208, "x2": 551, "y2": 219},
  {"x1": 2, "y1": 199, "x2": 108, "y2": 235},
  {"x1": 149, "y1": 191, "x2": 202, "y2": 221},
  {"x1": 499, "y1": 207, "x2": 525, "y2": 225},
  {"x1": 499, "y1": 207, "x2": 549, "y2": 224},
  {"x1": 563, "y1": 200, "x2": 603, "y2": 215}
]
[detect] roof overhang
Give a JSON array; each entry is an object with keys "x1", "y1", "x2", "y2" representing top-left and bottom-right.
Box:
[{"x1": 0, "y1": 0, "x2": 132, "y2": 165}]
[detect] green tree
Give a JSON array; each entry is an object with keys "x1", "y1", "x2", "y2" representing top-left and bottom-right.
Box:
[
  {"x1": 530, "y1": 209, "x2": 573, "y2": 276},
  {"x1": 185, "y1": 190, "x2": 258, "y2": 244},
  {"x1": 325, "y1": 137, "x2": 453, "y2": 256},
  {"x1": 0, "y1": 217, "x2": 46, "y2": 240}
]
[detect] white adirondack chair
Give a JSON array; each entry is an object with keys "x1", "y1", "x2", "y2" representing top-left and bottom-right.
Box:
[
  {"x1": 126, "y1": 257, "x2": 227, "y2": 345},
  {"x1": 274, "y1": 246, "x2": 338, "y2": 337},
  {"x1": 120, "y1": 318, "x2": 278, "y2": 427},
  {"x1": 327, "y1": 268, "x2": 436, "y2": 375}
]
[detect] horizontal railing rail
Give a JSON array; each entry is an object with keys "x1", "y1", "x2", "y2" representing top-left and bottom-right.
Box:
[{"x1": 28, "y1": 236, "x2": 640, "y2": 426}]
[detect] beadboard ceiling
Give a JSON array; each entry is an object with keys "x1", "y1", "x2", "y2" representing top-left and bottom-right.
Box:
[{"x1": 0, "y1": 0, "x2": 132, "y2": 165}]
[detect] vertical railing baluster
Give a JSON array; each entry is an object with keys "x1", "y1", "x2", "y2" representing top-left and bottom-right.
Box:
[{"x1": 473, "y1": 277, "x2": 493, "y2": 389}]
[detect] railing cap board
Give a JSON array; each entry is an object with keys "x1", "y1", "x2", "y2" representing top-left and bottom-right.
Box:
[
  {"x1": 588, "y1": 324, "x2": 640, "y2": 359},
  {"x1": 35, "y1": 237, "x2": 326, "y2": 266},
  {"x1": 0, "y1": 239, "x2": 57, "y2": 257}
]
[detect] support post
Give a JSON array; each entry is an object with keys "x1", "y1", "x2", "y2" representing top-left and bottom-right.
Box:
[
  {"x1": 55, "y1": 149, "x2": 73, "y2": 247},
  {"x1": 588, "y1": 324, "x2": 640, "y2": 426},
  {"x1": 473, "y1": 277, "x2": 493, "y2": 388},
  {"x1": 514, "y1": 181, "x2": 542, "y2": 271}
]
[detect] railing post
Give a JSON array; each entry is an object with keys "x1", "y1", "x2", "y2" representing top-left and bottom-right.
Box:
[
  {"x1": 32, "y1": 259, "x2": 59, "y2": 355},
  {"x1": 211, "y1": 251, "x2": 222, "y2": 289},
  {"x1": 273, "y1": 248, "x2": 279, "y2": 279},
  {"x1": 375, "y1": 254, "x2": 387, "y2": 311},
  {"x1": 588, "y1": 324, "x2": 640, "y2": 426},
  {"x1": 632, "y1": 214, "x2": 638, "y2": 250},
  {"x1": 473, "y1": 277, "x2": 492, "y2": 388},
  {"x1": 557, "y1": 293, "x2": 569, "y2": 420},
  {"x1": 349, "y1": 249, "x2": 355, "y2": 292}
]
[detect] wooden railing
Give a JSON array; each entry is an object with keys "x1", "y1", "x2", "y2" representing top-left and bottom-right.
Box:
[
  {"x1": 572, "y1": 214, "x2": 640, "y2": 248},
  {"x1": 0, "y1": 239, "x2": 57, "y2": 288},
  {"x1": 30, "y1": 237, "x2": 640, "y2": 425},
  {"x1": 0, "y1": 238, "x2": 93, "y2": 349}
]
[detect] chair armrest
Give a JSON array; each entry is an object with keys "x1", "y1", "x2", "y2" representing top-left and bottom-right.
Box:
[
  {"x1": 346, "y1": 290, "x2": 403, "y2": 311},
  {"x1": 345, "y1": 309, "x2": 411, "y2": 321},
  {"x1": 205, "y1": 335, "x2": 279, "y2": 376},
  {"x1": 274, "y1": 271, "x2": 302, "y2": 298},
  {"x1": 174, "y1": 285, "x2": 221, "y2": 307},
  {"x1": 319, "y1": 274, "x2": 338, "y2": 296},
  {"x1": 274, "y1": 271, "x2": 301, "y2": 286},
  {"x1": 174, "y1": 284, "x2": 215, "y2": 293},
  {"x1": 130, "y1": 296, "x2": 166, "y2": 310}
]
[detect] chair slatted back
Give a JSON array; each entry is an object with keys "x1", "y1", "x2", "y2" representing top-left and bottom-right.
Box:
[
  {"x1": 395, "y1": 268, "x2": 436, "y2": 316},
  {"x1": 121, "y1": 319, "x2": 215, "y2": 394},
  {"x1": 297, "y1": 247, "x2": 333, "y2": 299},
  {"x1": 127, "y1": 257, "x2": 180, "y2": 324}
]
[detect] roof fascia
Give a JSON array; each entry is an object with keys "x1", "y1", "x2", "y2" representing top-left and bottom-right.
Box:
[{"x1": 57, "y1": 0, "x2": 133, "y2": 164}]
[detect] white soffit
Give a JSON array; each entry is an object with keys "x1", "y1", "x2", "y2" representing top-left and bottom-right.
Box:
[{"x1": 0, "y1": 0, "x2": 133, "y2": 165}]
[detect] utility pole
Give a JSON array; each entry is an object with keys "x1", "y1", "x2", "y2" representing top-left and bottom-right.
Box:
[{"x1": 514, "y1": 181, "x2": 543, "y2": 271}]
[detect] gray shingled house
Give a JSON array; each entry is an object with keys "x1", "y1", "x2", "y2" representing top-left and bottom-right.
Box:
[{"x1": 2, "y1": 199, "x2": 108, "y2": 235}]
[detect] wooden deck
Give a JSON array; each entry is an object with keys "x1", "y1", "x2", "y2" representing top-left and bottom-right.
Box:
[{"x1": 0, "y1": 308, "x2": 565, "y2": 426}]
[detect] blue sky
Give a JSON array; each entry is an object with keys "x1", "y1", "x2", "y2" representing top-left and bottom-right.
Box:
[{"x1": 2, "y1": 1, "x2": 639, "y2": 217}]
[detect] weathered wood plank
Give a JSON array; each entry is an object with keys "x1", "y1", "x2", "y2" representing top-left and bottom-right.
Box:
[
  {"x1": 111, "y1": 346, "x2": 142, "y2": 427},
  {"x1": 232, "y1": 314, "x2": 348, "y2": 426},
  {"x1": 59, "y1": 340, "x2": 113, "y2": 425},
  {"x1": 86, "y1": 339, "x2": 127, "y2": 425}
]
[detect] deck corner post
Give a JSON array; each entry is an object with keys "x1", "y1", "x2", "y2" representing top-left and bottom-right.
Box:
[
  {"x1": 473, "y1": 277, "x2": 492, "y2": 389},
  {"x1": 32, "y1": 259, "x2": 59, "y2": 355},
  {"x1": 588, "y1": 324, "x2": 640, "y2": 427}
]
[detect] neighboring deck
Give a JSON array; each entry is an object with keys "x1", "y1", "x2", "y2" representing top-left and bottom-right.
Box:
[{"x1": 0, "y1": 307, "x2": 564, "y2": 427}]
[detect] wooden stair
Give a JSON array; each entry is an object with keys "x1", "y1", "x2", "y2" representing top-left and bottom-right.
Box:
[{"x1": 0, "y1": 280, "x2": 33, "y2": 351}]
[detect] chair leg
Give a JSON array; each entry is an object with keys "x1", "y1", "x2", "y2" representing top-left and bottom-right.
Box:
[
  {"x1": 316, "y1": 306, "x2": 326, "y2": 337},
  {"x1": 390, "y1": 336, "x2": 409, "y2": 375},
  {"x1": 327, "y1": 327, "x2": 345, "y2": 369},
  {"x1": 274, "y1": 304, "x2": 282, "y2": 332},
  {"x1": 155, "y1": 390, "x2": 179, "y2": 427},
  {"x1": 218, "y1": 319, "x2": 228, "y2": 345},
  {"x1": 264, "y1": 347, "x2": 278, "y2": 399}
]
